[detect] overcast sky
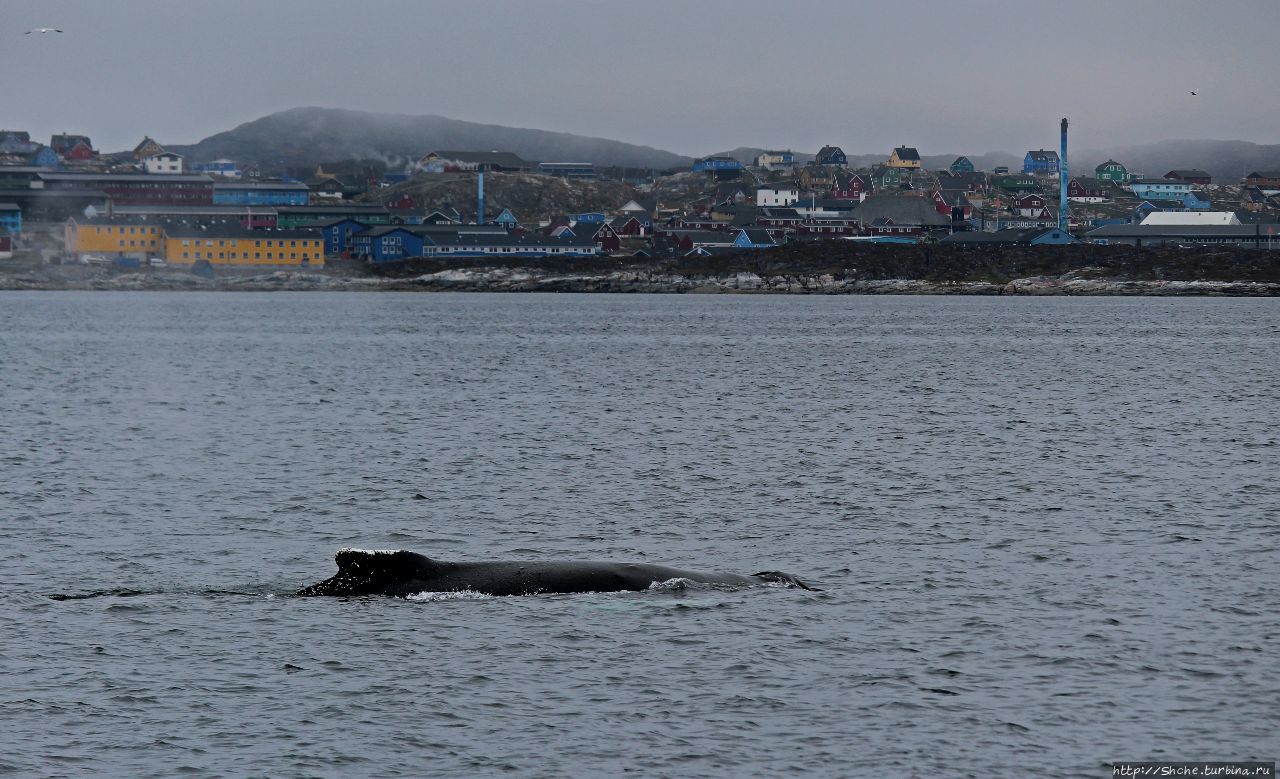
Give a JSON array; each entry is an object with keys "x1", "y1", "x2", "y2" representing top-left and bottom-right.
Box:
[{"x1": 3, "y1": 0, "x2": 1278, "y2": 157}]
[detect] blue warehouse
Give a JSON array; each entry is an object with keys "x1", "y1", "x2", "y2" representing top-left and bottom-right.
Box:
[{"x1": 212, "y1": 181, "x2": 311, "y2": 206}]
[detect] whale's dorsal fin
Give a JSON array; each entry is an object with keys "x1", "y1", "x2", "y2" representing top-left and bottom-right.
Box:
[{"x1": 335, "y1": 548, "x2": 433, "y2": 574}]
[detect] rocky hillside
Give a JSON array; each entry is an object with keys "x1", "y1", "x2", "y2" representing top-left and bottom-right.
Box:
[
  {"x1": 165, "y1": 107, "x2": 693, "y2": 171},
  {"x1": 363, "y1": 172, "x2": 643, "y2": 223}
]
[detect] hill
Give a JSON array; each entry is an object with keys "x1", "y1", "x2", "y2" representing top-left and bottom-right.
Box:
[{"x1": 165, "y1": 107, "x2": 694, "y2": 171}]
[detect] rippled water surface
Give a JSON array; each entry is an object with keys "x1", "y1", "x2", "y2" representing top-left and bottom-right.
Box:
[{"x1": 2, "y1": 291, "x2": 1278, "y2": 777}]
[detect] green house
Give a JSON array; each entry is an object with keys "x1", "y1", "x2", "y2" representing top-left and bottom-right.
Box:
[
  {"x1": 991, "y1": 173, "x2": 1040, "y2": 192},
  {"x1": 869, "y1": 165, "x2": 902, "y2": 189},
  {"x1": 1095, "y1": 159, "x2": 1130, "y2": 184}
]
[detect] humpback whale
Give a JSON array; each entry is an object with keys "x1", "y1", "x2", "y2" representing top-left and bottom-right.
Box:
[{"x1": 296, "y1": 549, "x2": 817, "y2": 597}]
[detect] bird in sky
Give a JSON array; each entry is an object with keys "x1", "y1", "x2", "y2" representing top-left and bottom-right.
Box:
[
  {"x1": 1190, "y1": 90, "x2": 1198, "y2": 96},
  {"x1": 25, "y1": 27, "x2": 63, "y2": 34}
]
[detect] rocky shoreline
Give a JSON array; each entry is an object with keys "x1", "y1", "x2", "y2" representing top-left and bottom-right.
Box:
[{"x1": 2, "y1": 265, "x2": 1278, "y2": 296}]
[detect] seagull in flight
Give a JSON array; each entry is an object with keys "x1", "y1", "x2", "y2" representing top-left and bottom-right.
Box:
[
  {"x1": 1190, "y1": 90, "x2": 1198, "y2": 96},
  {"x1": 26, "y1": 27, "x2": 63, "y2": 34}
]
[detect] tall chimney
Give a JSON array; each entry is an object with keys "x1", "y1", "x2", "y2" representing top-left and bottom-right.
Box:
[
  {"x1": 477, "y1": 171, "x2": 485, "y2": 225},
  {"x1": 1059, "y1": 118, "x2": 1069, "y2": 232}
]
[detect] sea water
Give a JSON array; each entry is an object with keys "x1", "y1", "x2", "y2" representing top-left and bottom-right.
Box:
[{"x1": 1, "y1": 292, "x2": 1277, "y2": 777}]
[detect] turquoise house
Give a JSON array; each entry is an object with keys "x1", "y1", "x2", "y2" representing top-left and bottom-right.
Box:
[
  {"x1": 1129, "y1": 179, "x2": 1193, "y2": 200},
  {"x1": 0, "y1": 203, "x2": 21, "y2": 235}
]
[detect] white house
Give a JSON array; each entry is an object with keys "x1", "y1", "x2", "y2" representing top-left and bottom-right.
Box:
[
  {"x1": 756, "y1": 184, "x2": 799, "y2": 207},
  {"x1": 753, "y1": 150, "x2": 797, "y2": 170},
  {"x1": 143, "y1": 152, "x2": 184, "y2": 174}
]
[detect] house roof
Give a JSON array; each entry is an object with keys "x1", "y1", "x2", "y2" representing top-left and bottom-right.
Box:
[
  {"x1": 110, "y1": 204, "x2": 279, "y2": 217},
  {"x1": 1089, "y1": 223, "x2": 1277, "y2": 238},
  {"x1": 665, "y1": 229, "x2": 736, "y2": 244},
  {"x1": 38, "y1": 172, "x2": 212, "y2": 184},
  {"x1": 213, "y1": 181, "x2": 309, "y2": 191},
  {"x1": 1097, "y1": 159, "x2": 1126, "y2": 168},
  {"x1": 739, "y1": 229, "x2": 777, "y2": 244},
  {"x1": 1245, "y1": 171, "x2": 1280, "y2": 179},
  {"x1": 939, "y1": 227, "x2": 1069, "y2": 245},
  {"x1": 430, "y1": 233, "x2": 598, "y2": 248},
  {"x1": 893, "y1": 146, "x2": 921, "y2": 161},
  {"x1": 1132, "y1": 178, "x2": 1189, "y2": 185},
  {"x1": 1069, "y1": 176, "x2": 1105, "y2": 190},
  {"x1": 1135, "y1": 199, "x2": 1190, "y2": 209},
  {"x1": 854, "y1": 195, "x2": 951, "y2": 226},
  {"x1": 1026, "y1": 150, "x2": 1060, "y2": 162},
  {"x1": 276, "y1": 205, "x2": 390, "y2": 214},
  {"x1": 1165, "y1": 169, "x2": 1210, "y2": 179},
  {"x1": 165, "y1": 226, "x2": 321, "y2": 240},
  {"x1": 1140, "y1": 211, "x2": 1239, "y2": 226}
]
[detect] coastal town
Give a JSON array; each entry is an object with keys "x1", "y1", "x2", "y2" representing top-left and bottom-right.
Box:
[{"x1": 2, "y1": 127, "x2": 1279, "y2": 272}]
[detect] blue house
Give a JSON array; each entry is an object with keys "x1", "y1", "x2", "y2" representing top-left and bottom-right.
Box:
[
  {"x1": 815, "y1": 145, "x2": 848, "y2": 166},
  {"x1": 567, "y1": 212, "x2": 606, "y2": 223},
  {"x1": 1183, "y1": 190, "x2": 1212, "y2": 210},
  {"x1": 351, "y1": 226, "x2": 432, "y2": 262},
  {"x1": 732, "y1": 229, "x2": 778, "y2": 249},
  {"x1": 691, "y1": 156, "x2": 743, "y2": 173},
  {"x1": 494, "y1": 208, "x2": 519, "y2": 227},
  {"x1": 212, "y1": 182, "x2": 311, "y2": 206},
  {"x1": 318, "y1": 219, "x2": 369, "y2": 256},
  {"x1": 30, "y1": 146, "x2": 60, "y2": 168},
  {"x1": 949, "y1": 156, "x2": 976, "y2": 174},
  {"x1": 0, "y1": 203, "x2": 21, "y2": 235},
  {"x1": 1132, "y1": 200, "x2": 1188, "y2": 223},
  {"x1": 1023, "y1": 150, "x2": 1060, "y2": 175}
]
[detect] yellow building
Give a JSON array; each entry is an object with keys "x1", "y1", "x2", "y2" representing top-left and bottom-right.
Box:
[
  {"x1": 163, "y1": 227, "x2": 323, "y2": 267},
  {"x1": 887, "y1": 146, "x2": 922, "y2": 169},
  {"x1": 65, "y1": 219, "x2": 164, "y2": 256}
]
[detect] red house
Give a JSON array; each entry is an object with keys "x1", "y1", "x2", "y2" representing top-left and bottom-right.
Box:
[
  {"x1": 1164, "y1": 169, "x2": 1211, "y2": 186},
  {"x1": 64, "y1": 140, "x2": 97, "y2": 161},
  {"x1": 571, "y1": 220, "x2": 621, "y2": 252},
  {"x1": 830, "y1": 172, "x2": 871, "y2": 200},
  {"x1": 1066, "y1": 177, "x2": 1106, "y2": 202},
  {"x1": 384, "y1": 193, "x2": 416, "y2": 210},
  {"x1": 1012, "y1": 193, "x2": 1046, "y2": 216},
  {"x1": 609, "y1": 215, "x2": 647, "y2": 237},
  {"x1": 932, "y1": 190, "x2": 973, "y2": 219}
]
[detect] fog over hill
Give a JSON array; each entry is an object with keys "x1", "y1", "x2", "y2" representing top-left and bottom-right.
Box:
[{"x1": 165, "y1": 107, "x2": 694, "y2": 171}]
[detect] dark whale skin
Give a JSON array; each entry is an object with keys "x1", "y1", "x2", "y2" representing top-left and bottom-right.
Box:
[{"x1": 296, "y1": 549, "x2": 816, "y2": 597}]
